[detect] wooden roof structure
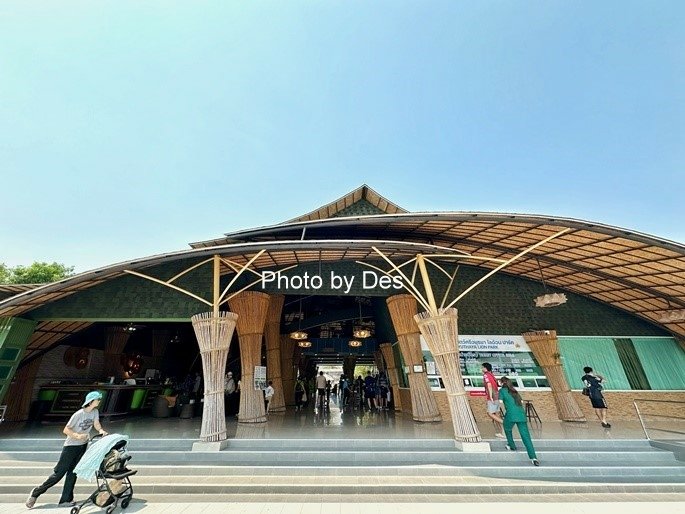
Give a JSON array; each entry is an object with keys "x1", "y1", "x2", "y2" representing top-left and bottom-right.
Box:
[{"x1": 1, "y1": 186, "x2": 684, "y2": 353}]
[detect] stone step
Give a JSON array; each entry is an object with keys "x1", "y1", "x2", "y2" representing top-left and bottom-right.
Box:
[
  {"x1": 3, "y1": 482, "x2": 685, "y2": 496},
  {"x1": 0, "y1": 462, "x2": 685, "y2": 478},
  {"x1": 0, "y1": 438, "x2": 655, "y2": 452},
  {"x1": 3, "y1": 492, "x2": 685, "y2": 505},
  {"x1": 3, "y1": 470, "x2": 685, "y2": 487},
  {"x1": 0, "y1": 449, "x2": 676, "y2": 466}
]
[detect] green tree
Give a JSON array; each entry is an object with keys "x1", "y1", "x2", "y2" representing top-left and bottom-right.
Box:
[
  {"x1": 0, "y1": 262, "x2": 75, "y2": 284},
  {"x1": 0, "y1": 264, "x2": 10, "y2": 284}
]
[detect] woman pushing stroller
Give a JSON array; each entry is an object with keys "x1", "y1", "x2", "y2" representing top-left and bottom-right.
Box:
[{"x1": 26, "y1": 391, "x2": 108, "y2": 509}]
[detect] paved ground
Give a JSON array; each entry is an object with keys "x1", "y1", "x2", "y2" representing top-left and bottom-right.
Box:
[{"x1": 3, "y1": 498, "x2": 685, "y2": 513}]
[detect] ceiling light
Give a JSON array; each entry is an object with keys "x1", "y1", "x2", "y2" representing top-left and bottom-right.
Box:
[
  {"x1": 348, "y1": 340, "x2": 362, "y2": 348},
  {"x1": 533, "y1": 258, "x2": 567, "y2": 308},
  {"x1": 298, "y1": 340, "x2": 312, "y2": 348},
  {"x1": 289, "y1": 297, "x2": 308, "y2": 340},
  {"x1": 534, "y1": 293, "x2": 568, "y2": 308},
  {"x1": 353, "y1": 328, "x2": 371, "y2": 338}
]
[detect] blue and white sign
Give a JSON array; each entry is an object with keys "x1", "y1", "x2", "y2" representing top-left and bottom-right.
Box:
[{"x1": 420, "y1": 335, "x2": 531, "y2": 353}]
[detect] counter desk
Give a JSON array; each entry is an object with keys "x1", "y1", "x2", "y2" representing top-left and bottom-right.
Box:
[{"x1": 37, "y1": 384, "x2": 173, "y2": 419}]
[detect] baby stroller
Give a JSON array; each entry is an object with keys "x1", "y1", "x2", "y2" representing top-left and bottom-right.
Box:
[{"x1": 72, "y1": 434, "x2": 137, "y2": 514}]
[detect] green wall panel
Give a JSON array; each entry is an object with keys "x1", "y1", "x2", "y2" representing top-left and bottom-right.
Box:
[
  {"x1": 24, "y1": 258, "x2": 666, "y2": 338},
  {"x1": 0, "y1": 317, "x2": 37, "y2": 403}
]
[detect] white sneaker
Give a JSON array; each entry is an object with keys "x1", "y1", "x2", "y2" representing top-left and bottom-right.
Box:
[
  {"x1": 495, "y1": 433, "x2": 506, "y2": 439},
  {"x1": 25, "y1": 491, "x2": 37, "y2": 509}
]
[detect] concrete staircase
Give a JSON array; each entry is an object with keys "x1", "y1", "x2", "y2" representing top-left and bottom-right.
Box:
[{"x1": 1, "y1": 437, "x2": 683, "y2": 503}]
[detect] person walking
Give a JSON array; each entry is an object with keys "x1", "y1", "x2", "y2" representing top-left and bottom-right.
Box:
[
  {"x1": 499, "y1": 377, "x2": 540, "y2": 466},
  {"x1": 582, "y1": 366, "x2": 611, "y2": 428},
  {"x1": 482, "y1": 362, "x2": 505, "y2": 438},
  {"x1": 26, "y1": 391, "x2": 108, "y2": 509},
  {"x1": 316, "y1": 371, "x2": 327, "y2": 412},
  {"x1": 364, "y1": 371, "x2": 377, "y2": 410},
  {"x1": 264, "y1": 380, "x2": 275, "y2": 414}
]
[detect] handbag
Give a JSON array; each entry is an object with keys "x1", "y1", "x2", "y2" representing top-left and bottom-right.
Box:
[
  {"x1": 581, "y1": 387, "x2": 590, "y2": 396},
  {"x1": 301, "y1": 391, "x2": 307, "y2": 402}
]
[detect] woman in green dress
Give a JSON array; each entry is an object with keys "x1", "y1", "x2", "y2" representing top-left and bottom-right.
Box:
[{"x1": 499, "y1": 377, "x2": 539, "y2": 466}]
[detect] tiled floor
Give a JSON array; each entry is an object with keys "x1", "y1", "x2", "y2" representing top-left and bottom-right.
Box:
[{"x1": 0, "y1": 402, "x2": 667, "y2": 441}]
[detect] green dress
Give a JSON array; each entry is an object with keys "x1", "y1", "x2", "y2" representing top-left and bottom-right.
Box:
[{"x1": 499, "y1": 387, "x2": 537, "y2": 459}]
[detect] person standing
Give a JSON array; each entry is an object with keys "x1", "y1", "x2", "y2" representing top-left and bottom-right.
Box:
[
  {"x1": 264, "y1": 380, "x2": 275, "y2": 414},
  {"x1": 224, "y1": 371, "x2": 237, "y2": 416},
  {"x1": 294, "y1": 376, "x2": 306, "y2": 411},
  {"x1": 582, "y1": 366, "x2": 611, "y2": 428},
  {"x1": 482, "y1": 363, "x2": 505, "y2": 438},
  {"x1": 26, "y1": 391, "x2": 108, "y2": 509},
  {"x1": 499, "y1": 377, "x2": 540, "y2": 466},
  {"x1": 316, "y1": 371, "x2": 327, "y2": 412}
]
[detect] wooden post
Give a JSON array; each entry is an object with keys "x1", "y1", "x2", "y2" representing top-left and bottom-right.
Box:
[
  {"x1": 386, "y1": 294, "x2": 442, "y2": 422},
  {"x1": 343, "y1": 356, "x2": 357, "y2": 383},
  {"x1": 265, "y1": 295, "x2": 286, "y2": 412},
  {"x1": 4, "y1": 356, "x2": 42, "y2": 422},
  {"x1": 104, "y1": 327, "x2": 131, "y2": 379},
  {"x1": 379, "y1": 343, "x2": 403, "y2": 412},
  {"x1": 228, "y1": 291, "x2": 271, "y2": 423},
  {"x1": 523, "y1": 330, "x2": 586, "y2": 422},
  {"x1": 373, "y1": 350, "x2": 385, "y2": 372},
  {"x1": 280, "y1": 335, "x2": 297, "y2": 406}
]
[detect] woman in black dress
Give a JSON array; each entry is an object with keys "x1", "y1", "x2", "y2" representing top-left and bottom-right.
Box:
[{"x1": 582, "y1": 366, "x2": 611, "y2": 428}]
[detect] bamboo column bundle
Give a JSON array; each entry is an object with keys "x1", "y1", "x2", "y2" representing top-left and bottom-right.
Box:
[
  {"x1": 379, "y1": 343, "x2": 403, "y2": 412},
  {"x1": 151, "y1": 329, "x2": 171, "y2": 358},
  {"x1": 373, "y1": 350, "x2": 385, "y2": 372},
  {"x1": 522, "y1": 330, "x2": 586, "y2": 422},
  {"x1": 265, "y1": 295, "x2": 286, "y2": 412},
  {"x1": 104, "y1": 327, "x2": 131, "y2": 378},
  {"x1": 343, "y1": 356, "x2": 357, "y2": 382},
  {"x1": 280, "y1": 335, "x2": 296, "y2": 406},
  {"x1": 386, "y1": 295, "x2": 442, "y2": 422},
  {"x1": 228, "y1": 291, "x2": 270, "y2": 424},
  {"x1": 4, "y1": 356, "x2": 42, "y2": 421},
  {"x1": 191, "y1": 311, "x2": 238, "y2": 442},
  {"x1": 415, "y1": 308, "x2": 482, "y2": 442}
]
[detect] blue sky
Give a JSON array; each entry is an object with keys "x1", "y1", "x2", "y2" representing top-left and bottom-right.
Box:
[{"x1": 1, "y1": 1, "x2": 683, "y2": 272}]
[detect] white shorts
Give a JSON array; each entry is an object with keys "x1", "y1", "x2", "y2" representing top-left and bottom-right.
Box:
[{"x1": 486, "y1": 400, "x2": 500, "y2": 414}]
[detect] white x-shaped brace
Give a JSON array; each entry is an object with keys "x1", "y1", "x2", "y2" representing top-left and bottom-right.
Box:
[
  {"x1": 356, "y1": 228, "x2": 571, "y2": 315},
  {"x1": 124, "y1": 250, "x2": 297, "y2": 310}
]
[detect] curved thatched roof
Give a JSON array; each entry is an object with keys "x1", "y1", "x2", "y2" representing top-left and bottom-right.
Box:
[{"x1": 1, "y1": 186, "x2": 683, "y2": 341}]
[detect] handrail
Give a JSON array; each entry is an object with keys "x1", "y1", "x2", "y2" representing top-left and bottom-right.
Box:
[{"x1": 633, "y1": 398, "x2": 685, "y2": 441}]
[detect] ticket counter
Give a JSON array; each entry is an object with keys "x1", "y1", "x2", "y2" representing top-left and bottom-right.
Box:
[{"x1": 37, "y1": 384, "x2": 171, "y2": 419}]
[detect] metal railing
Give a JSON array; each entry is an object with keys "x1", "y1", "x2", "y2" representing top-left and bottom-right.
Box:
[{"x1": 633, "y1": 399, "x2": 685, "y2": 440}]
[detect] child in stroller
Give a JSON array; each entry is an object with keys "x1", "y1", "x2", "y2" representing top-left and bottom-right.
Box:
[{"x1": 72, "y1": 434, "x2": 137, "y2": 514}]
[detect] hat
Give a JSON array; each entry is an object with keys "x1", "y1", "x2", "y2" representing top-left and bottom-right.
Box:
[
  {"x1": 227, "y1": 372, "x2": 233, "y2": 376},
  {"x1": 82, "y1": 391, "x2": 103, "y2": 407}
]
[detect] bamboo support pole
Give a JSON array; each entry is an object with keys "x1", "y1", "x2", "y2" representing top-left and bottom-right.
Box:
[
  {"x1": 343, "y1": 356, "x2": 357, "y2": 383},
  {"x1": 280, "y1": 335, "x2": 297, "y2": 406},
  {"x1": 379, "y1": 343, "x2": 403, "y2": 412},
  {"x1": 415, "y1": 308, "x2": 482, "y2": 442},
  {"x1": 373, "y1": 350, "x2": 385, "y2": 372},
  {"x1": 104, "y1": 327, "x2": 131, "y2": 378},
  {"x1": 191, "y1": 311, "x2": 238, "y2": 442},
  {"x1": 523, "y1": 330, "x2": 586, "y2": 422},
  {"x1": 386, "y1": 295, "x2": 442, "y2": 422},
  {"x1": 4, "y1": 356, "x2": 42, "y2": 421},
  {"x1": 228, "y1": 291, "x2": 270, "y2": 424},
  {"x1": 265, "y1": 295, "x2": 286, "y2": 412},
  {"x1": 151, "y1": 329, "x2": 171, "y2": 358}
]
